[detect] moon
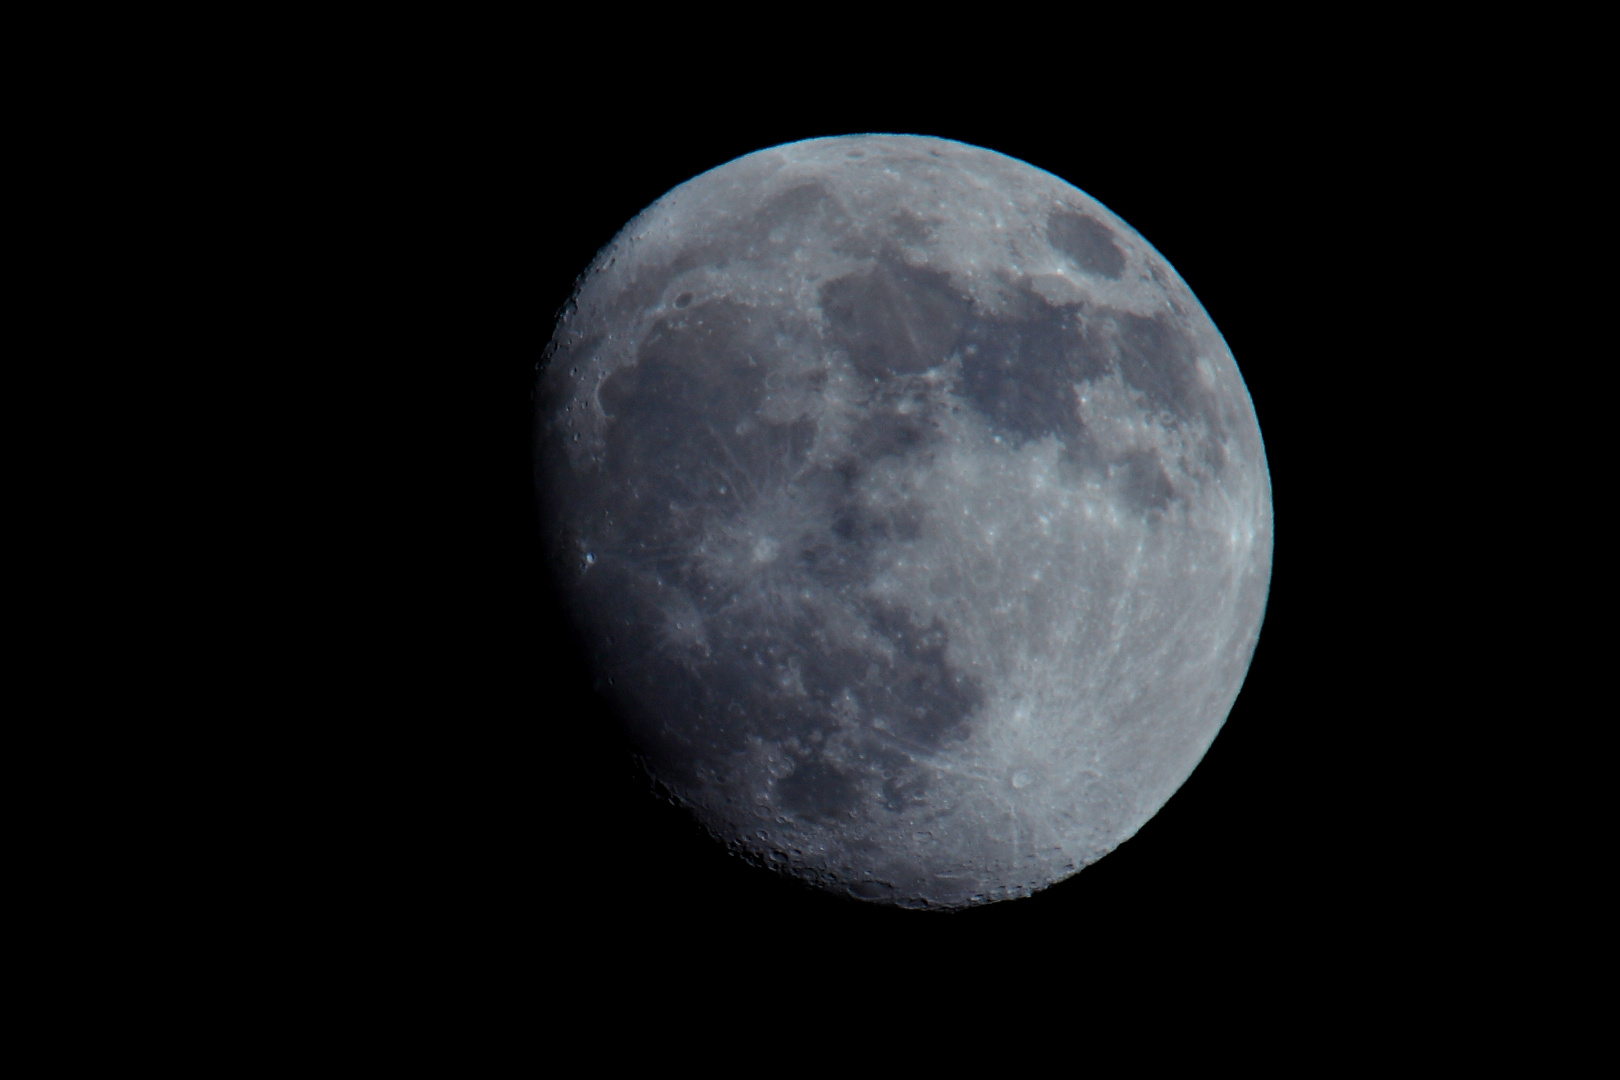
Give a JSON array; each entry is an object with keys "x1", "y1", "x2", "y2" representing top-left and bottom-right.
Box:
[{"x1": 535, "y1": 135, "x2": 1272, "y2": 908}]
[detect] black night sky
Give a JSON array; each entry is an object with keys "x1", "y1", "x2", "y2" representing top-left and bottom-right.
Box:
[{"x1": 331, "y1": 91, "x2": 1467, "y2": 988}]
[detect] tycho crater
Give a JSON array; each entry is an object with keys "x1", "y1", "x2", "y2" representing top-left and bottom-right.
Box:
[{"x1": 535, "y1": 135, "x2": 1272, "y2": 908}]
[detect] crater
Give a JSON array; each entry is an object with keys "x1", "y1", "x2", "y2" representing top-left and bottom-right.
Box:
[{"x1": 1048, "y1": 209, "x2": 1126, "y2": 280}]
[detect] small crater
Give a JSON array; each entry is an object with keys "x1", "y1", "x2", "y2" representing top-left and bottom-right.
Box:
[
  {"x1": 847, "y1": 880, "x2": 894, "y2": 900},
  {"x1": 674, "y1": 291, "x2": 693, "y2": 308},
  {"x1": 1048, "y1": 209, "x2": 1126, "y2": 280}
]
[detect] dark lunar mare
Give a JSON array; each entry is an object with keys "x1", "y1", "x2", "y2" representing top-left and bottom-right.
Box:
[
  {"x1": 815, "y1": 243, "x2": 1218, "y2": 501},
  {"x1": 537, "y1": 296, "x2": 984, "y2": 825}
]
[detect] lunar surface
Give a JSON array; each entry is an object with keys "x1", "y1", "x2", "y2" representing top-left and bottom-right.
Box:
[{"x1": 535, "y1": 135, "x2": 1272, "y2": 908}]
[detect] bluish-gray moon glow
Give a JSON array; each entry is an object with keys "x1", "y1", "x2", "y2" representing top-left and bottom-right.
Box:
[{"x1": 535, "y1": 135, "x2": 1272, "y2": 908}]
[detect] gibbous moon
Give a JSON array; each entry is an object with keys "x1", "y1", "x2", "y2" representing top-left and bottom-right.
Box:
[{"x1": 536, "y1": 135, "x2": 1272, "y2": 907}]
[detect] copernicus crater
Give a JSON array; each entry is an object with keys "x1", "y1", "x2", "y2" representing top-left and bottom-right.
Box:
[{"x1": 535, "y1": 135, "x2": 1272, "y2": 908}]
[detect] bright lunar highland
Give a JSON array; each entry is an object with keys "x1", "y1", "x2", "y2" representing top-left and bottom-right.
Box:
[{"x1": 535, "y1": 135, "x2": 1272, "y2": 908}]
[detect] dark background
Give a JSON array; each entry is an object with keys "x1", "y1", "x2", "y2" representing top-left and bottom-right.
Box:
[{"x1": 346, "y1": 96, "x2": 1460, "y2": 981}]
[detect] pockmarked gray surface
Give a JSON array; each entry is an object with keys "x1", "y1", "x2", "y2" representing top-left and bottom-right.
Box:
[{"x1": 535, "y1": 135, "x2": 1272, "y2": 908}]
